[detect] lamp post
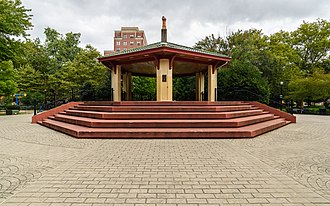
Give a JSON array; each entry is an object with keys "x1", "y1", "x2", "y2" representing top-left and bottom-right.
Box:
[{"x1": 280, "y1": 81, "x2": 283, "y2": 111}]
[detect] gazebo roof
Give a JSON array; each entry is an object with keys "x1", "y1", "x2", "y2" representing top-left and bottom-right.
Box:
[
  {"x1": 98, "y1": 42, "x2": 230, "y2": 77},
  {"x1": 100, "y1": 41, "x2": 229, "y2": 59}
]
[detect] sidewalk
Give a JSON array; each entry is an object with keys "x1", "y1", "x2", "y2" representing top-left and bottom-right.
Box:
[{"x1": 0, "y1": 114, "x2": 329, "y2": 205}]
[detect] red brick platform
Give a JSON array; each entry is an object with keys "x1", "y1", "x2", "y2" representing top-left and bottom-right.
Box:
[{"x1": 34, "y1": 101, "x2": 295, "y2": 138}]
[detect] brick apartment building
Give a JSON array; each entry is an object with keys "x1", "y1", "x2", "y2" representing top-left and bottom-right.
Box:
[{"x1": 104, "y1": 27, "x2": 147, "y2": 56}]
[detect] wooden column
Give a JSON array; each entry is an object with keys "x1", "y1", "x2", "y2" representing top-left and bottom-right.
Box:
[
  {"x1": 111, "y1": 65, "x2": 121, "y2": 101},
  {"x1": 156, "y1": 59, "x2": 172, "y2": 101},
  {"x1": 208, "y1": 65, "x2": 217, "y2": 101}
]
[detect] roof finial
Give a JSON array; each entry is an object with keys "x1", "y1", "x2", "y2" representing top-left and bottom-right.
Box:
[
  {"x1": 162, "y1": 16, "x2": 167, "y2": 29},
  {"x1": 161, "y1": 16, "x2": 167, "y2": 42}
]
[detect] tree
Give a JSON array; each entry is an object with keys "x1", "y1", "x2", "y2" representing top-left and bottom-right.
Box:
[
  {"x1": 289, "y1": 70, "x2": 330, "y2": 107},
  {"x1": 16, "y1": 64, "x2": 42, "y2": 92},
  {"x1": 264, "y1": 31, "x2": 300, "y2": 100},
  {"x1": 195, "y1": 30, "x2": 271, "y2": 102},
  {"x1": 0, "y1": 0, "x2": 32, "y2": 62},
  {"x1": 173, "y1": 76, "x2": 195, "y2": 101},
  {"x1": 0, "y1": 60, "x2": 17, "y2": 96},
  {"x1": 0, "y1": 0, "x2": 32, "y2": 101},
  {"x1": 218, "y1": 60, "x2": 270, "y2": 103},
  {"x1": 291, "y1": 19, "x2": 330, "y2": 73},
  {"x1": 62, "y1": 45, "x2": 110, "y2": 101},
  {"x1": 44, "y1": 27, "x2": 81, "y2": 65},
  {"x1": 132, "y1": 76, "x2": 156, "y2": 100},
  {"x1": 16, "y1": 29, "x2": 110, "y2": 104},
  {"x1": 195, "y1": 34, "x2": 228, "y2": 54},
  {"x1": 17, "y1": 39, "x2": 50, "y2": 91}
]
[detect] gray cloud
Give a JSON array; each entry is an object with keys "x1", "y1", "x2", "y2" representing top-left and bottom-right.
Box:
[{"x1": 22, "y1": 0, "x2": 330, "y2": 53}]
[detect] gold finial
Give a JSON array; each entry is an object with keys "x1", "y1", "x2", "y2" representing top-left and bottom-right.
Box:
[{"x1": 162, "y1": 16, "x2": 167, "y2": 29}]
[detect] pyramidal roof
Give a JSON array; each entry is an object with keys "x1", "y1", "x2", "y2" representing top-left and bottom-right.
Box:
[{"x1": 99, "y1": 41, "x2": 229, "y2": 59}]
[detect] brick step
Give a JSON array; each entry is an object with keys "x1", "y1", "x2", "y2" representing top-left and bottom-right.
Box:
[
  {"x1": 72, "y1": 105, "x2": 256, "y2": 112},
  {"x1": 63, "y1": 109, "x2": 266, "y2": 119},
  {"x1": 50, "y1": 113, "x2": 277, "y2": 128},
  {"x1": 82, "y1": 101, "x2": 250, "y2": 106},
  {"x1": 40, "y1": 118, "x2": 288, "y2": 138}
]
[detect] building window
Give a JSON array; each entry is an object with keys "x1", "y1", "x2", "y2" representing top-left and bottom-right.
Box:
[
  {"x1": 130, "y1": 34, "x2": 134, "y2": 38},
  {"x1": 116, "y1": 48, "x2": 120, "y2": 52},
  {"x1": 137, "y1": 41, "x2": 141, "y2": 46},
  {"x1": 123, "y1": 41, "x2": 127, "y2": 46},
  {"x1": 123, "y1": 34, "x2": 127, "y2": 38},
  {"x1": 130, "y1": 41, "x2": 134, "y2": 45},
  {"x1": 123, "y1": 48, "x2": 127, "y2": 51},
  {"x1": 116, "y1": 41, "x2": 120, "y2": 46}
]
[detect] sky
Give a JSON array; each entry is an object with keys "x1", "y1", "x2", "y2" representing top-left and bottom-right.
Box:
[{"x1": 21, "y1": 0, "x2": 330, "y2": 53}]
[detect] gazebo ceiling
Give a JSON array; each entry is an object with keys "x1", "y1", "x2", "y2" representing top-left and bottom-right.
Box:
[
  {"x1": 98, "y1": 41, "x2": 231, "y2": 77},
  {"x1": 121, "y1": 61, "x2": 209, "y2": 77}
]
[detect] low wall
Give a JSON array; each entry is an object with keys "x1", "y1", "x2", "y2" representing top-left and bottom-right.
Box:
[
  {"x1": 248, "y1": 101, "x2": 296, "y2": 123},
  {"x1": 32, "y1": 102, "x2": 83, "y2": 123}
]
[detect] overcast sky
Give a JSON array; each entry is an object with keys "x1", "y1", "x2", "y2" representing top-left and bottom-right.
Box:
[{"x1": 21, "y1": 0, "x2": 330, "y2": 53}]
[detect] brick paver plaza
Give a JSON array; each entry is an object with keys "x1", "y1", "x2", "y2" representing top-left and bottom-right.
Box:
[{"x1": 0, "y1": 114, "x2": 329, "y2": 206}]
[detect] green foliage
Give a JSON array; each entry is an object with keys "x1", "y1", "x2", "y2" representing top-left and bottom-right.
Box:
[
  {"x1": 65, "y1": 45, "x2": 109, "y2": 100},
  {"x1": 218, "y1": 60, "x2": 270, "y2": 103},
  {"x1": 80, "y1": 82, "x2": 95, "y2": 101},
  {"x1": 15, "y1": 28, "x2": 109, "y2": 105},
  {"x1": 196, "y1": 30, "x2": 272, "y2": 102},
  {"x1": 94, "y1": 73, "x2": 111, "y2": 101},
  {"x1": 0, "y1": 60, "x2": 17, "y2": 96},
  {"x1": 132, "y1": 76, "x2": 156, "y2": 100},
  {"x1": 21, "y1": 39, "x2": 51, "y2": 74},
  {"x1": 17, "y1": 64, "x2": 42, "y2": 92},
  {"x1": 44, "y1": 27, "x2": 82, "y2": 66},
  {"x1": 195, "y1": 34, "x2": 228, "y2": 54},
  {"x1": 65, "y1": 45, "x2": 106, "y2": 88},
  {"x1": 195, "y1": 19, "x2": 329, "y2": 104},
  {"x1": 0, "y1": 0, "x2": 32, "y2": 62},
  {"x1": 291, "y1": 19, "x2": 330, "y2": 73},
  {"x1": 173, "y1": 76, "x2": 195, "y2": 101},
  {"x1": 289, "y1": 70, "x2": 330, "y2": 104},
  {"x1": 0, "y1": 0, "x2": 32, "y2": 100},
  {"x1": 19, "y1": 91, "x2": 43, "y2": 106}
]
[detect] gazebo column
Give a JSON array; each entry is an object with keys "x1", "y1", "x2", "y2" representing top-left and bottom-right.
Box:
[
  {"x1": 122, "y1": 72, "x2": 128, "y2": 101},
  {"x1": 208, "y1": 65, "x2": 217, "y2": 101},
  {"x1": 196, "y1": 72, "x2": 205, "y2": 101},
  {"x1": 156, "y1": 59, "x2": 172, "y2": 101},
  {"x1": 111, "y1": 65, "x2": 121, "y2": 101},
  {"x1": 127, "y1": 72, "x2": 132, "y2": 100},
  {"x1": 122, "y1": 72, "x2": 132, "y2": 101}
]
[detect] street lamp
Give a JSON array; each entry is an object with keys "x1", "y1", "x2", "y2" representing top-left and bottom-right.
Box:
[{"x1": 280, "y1": 81, "x2": 283, "y2": 110}]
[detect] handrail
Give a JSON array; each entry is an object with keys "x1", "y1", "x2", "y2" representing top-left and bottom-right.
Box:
[{"x1": 225, "y1": 88, "x2": 293, "y2": 114}]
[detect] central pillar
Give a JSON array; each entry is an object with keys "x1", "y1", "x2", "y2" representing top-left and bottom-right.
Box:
[
  {"x1": 157, "y1": 59, "x2": 172, "y2": 101},
  {"x1": 208, "y1": 65, "x2": 217, "y2": 101},
  {"x1": 111, "y1": 65, "x2": 121, "y2": 101}
]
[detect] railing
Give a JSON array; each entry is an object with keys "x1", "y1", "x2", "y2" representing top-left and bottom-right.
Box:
[{"x1": 221, "y1": 88, "x2": 294, "y2": 114}]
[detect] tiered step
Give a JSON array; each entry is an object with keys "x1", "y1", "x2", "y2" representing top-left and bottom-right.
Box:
[
  {"x1": 50, "y1": 113, "x2": 277, "y2": 128},
  {"x1": 38, "y1": 101, "x2": 292, "y2": 138}
]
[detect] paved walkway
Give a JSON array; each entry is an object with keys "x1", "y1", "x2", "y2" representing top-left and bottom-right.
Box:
[{"x1": 0, "y1": 114, "x2": 329, "y2": 206}]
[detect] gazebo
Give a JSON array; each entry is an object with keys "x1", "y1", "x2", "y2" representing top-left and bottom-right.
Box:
[
  {"x1": 98, "y1": 17, "x2": 231, "y2": 102},
  {"x1": 32, "y1": 17, "x2": 295, "y2": 139}
]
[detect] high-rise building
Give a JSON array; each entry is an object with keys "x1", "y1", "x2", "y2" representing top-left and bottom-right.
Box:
[{"x1": 104, "y1": 27, "x2": 147, "y2": 56}]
